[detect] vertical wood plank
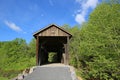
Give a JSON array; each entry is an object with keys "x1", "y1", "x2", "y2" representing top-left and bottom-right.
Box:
[
  {"x1": 36, "y1": 36, "x2": 39, "y2": 65},
  {"x1": 67, "y1": 36, "x2": 69, "y2": 65},
  {"x1": 38, "y1": 43, "x2": 41, "y2": 65},
  {"x1": 64, "y1": 44, "x2": 67, "y2": 65},
  {"x1": 38, "y1": 26, "x2": 69, "y2": 36}
]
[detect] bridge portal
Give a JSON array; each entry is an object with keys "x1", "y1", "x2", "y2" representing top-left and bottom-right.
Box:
[{"x1": 33, "y1": 24, "x2": 72, "y2": 65}]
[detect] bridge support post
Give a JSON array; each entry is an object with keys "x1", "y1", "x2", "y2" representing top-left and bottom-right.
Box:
[
  {"x1": 66, "y1": 36, "x2": 69, "y2": 65},
  {"x1": 64, "y1": 37, "x2": 69, "y2": 65},
  {"x1": 36, "y1": 36, "x2": 39, "y2": 65}
]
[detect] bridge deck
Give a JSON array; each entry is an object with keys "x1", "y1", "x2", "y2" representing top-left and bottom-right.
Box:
[{"x1": 23, "y1": 65, "x2": 73, "y2": 80}]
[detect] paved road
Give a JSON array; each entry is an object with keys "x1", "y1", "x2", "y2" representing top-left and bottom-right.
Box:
[{"x1": 23, "y1": 66, "x2": 73, "y2": 80}]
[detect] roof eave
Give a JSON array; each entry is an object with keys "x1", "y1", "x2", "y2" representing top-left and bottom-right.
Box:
[{"x1": 33, "y1": 24, "x2": 72, "y2": 38}]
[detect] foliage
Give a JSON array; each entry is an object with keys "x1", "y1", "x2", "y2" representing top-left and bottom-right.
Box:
[
  {"x1": 0, "y1": 38, "x2": 36, "y2": 79},
  {"x1": 69, "y1": 2, "x2": 120, "y2": 80},
  {"x1": 0, "y1": 77, "x2": 9, "y2": 80},
  {"x1": 28, "y1": 38, "x2": 36, "y2": 57},
  {"x1": 48, "y1": 52, "x2": 58, "y2": 63},
  {"x1": 0, "y1": 1, "x2": 119, "y2": 80}
]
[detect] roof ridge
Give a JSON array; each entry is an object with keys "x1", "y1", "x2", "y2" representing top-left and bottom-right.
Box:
[{"x1": 33, "y1": 24, "x2": 72, "y2": 38}]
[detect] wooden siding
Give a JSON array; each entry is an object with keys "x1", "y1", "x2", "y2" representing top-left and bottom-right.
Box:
[{"x1": 38, "y1": 26, "x2": 69, "y2": 36}]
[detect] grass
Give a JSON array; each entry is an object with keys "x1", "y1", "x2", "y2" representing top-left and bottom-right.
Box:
[{"x1": 0, "y1": 77, "x2": 9, "y2": 80}]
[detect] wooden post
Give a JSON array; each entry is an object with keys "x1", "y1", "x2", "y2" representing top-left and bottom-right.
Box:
[
  {"x1": 36, "y1": 36, "x2": 39, "y2": 65},
  {"x1": 38, "y1": 44, "x2": 41, "y2": 65},
  {"x1": 64, "y1": 44, "x2": 66, "y2": 64},
  {"x1": 64, "y1": 36, "x2": 69, "y2": 65},
  {"x1": 66, "y1": 36, "x2": 69, "y2": 65},
  {"x1": 64, "y1": 43, "x2": 68, "y2": 65}
]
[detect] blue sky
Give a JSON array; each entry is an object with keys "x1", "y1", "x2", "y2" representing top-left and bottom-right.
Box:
[{"x1": 0, "y1": 0, "x2": 101, "y2": 43}]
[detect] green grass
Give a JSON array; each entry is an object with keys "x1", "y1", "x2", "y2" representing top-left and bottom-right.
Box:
[{"x1": 0, "y1": 77, "x2": 9, "y2": 80}]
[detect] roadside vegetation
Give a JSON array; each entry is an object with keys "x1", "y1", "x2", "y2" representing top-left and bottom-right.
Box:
[
  {"x1": 0, "y1": 1, "x2": 119, "y2": 80},
  {"x1": 0, "y1": 38, "x2": 36, "y2": 79},
  {"x1": 69, "y1": 2, "x2": 120, "y2": 80}
]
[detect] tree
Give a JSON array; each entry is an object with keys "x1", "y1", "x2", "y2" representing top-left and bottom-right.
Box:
[
  {"x1": 69, "y1": 2, "x2": 120, "y2": 80},
  {"x1": 0, "y1": 38, "x2": 36, "y2": 78},
  {"x1": 28, "y1": 38, "x2": 36, "y2": 57}
]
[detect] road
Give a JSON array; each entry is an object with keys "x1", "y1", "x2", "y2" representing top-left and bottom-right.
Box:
[{"x1": 23, "y1": 66, "x2": 73, "y2": 80}]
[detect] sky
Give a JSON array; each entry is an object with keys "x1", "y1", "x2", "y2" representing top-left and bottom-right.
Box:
[{"x1": 0, "y1": 0, "x2": 101, "y2": 43}]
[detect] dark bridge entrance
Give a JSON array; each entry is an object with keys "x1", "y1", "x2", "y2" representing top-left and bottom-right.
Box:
[{"x1": 33, "y1": 24, "x2": 72, "y2": 65}]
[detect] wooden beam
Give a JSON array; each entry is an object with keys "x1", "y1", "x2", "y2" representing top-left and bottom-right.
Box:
[
  {"x1": 38, "y1": 43, "x2": 41, "y2": 65},
  {"x1": 64, "y1": 43, "x2": 68, "y2": 65},
  {"x1": 64, "y1": 36, "x2": 70, "y2": 65},
  {"x1": 66, "y1": 36, "x2": 69, "y2": 65},
  {"x1": 36, "y1": 36, "x2": 39, "y2": 65},
  {"x1": 64, "y1": 44, "x2": 66, "y2": 64}
]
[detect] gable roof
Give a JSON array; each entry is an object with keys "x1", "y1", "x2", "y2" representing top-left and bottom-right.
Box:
[{"x1": 33, "y1": 24, "x2": 72, "y2": 38}]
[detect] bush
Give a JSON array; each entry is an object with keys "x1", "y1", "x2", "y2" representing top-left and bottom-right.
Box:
[{"x1": 48, "y1": 52, "x2": 57, "y2": 63}]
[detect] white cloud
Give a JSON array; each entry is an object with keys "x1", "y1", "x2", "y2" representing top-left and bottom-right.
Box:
[
  {"x1": 75, "y1": 14, "x2": 85, "y2": 24},
  {"x1": 75, "y1": 0, "x2": 99, "y2": 24},
  {"x1": 83, "y1": 0, "x2": 98, "y2": 9},
  {"x1": 4, "y1": 20, "x2": 22, "y2": 32}
]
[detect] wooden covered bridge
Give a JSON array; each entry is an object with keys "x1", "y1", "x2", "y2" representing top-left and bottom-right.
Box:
[{"x1": 33, "y1": 24, "x2": 72, "y2": 65}]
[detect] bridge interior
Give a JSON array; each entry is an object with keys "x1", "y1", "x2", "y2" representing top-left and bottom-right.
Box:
[{"x1": 37, "y1": 36, "x2": 67, "y2": 65}]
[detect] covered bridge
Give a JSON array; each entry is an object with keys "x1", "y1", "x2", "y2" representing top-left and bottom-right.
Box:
[{"x1": 33, "y1": 24, "x2": 72, "y2": 65}]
